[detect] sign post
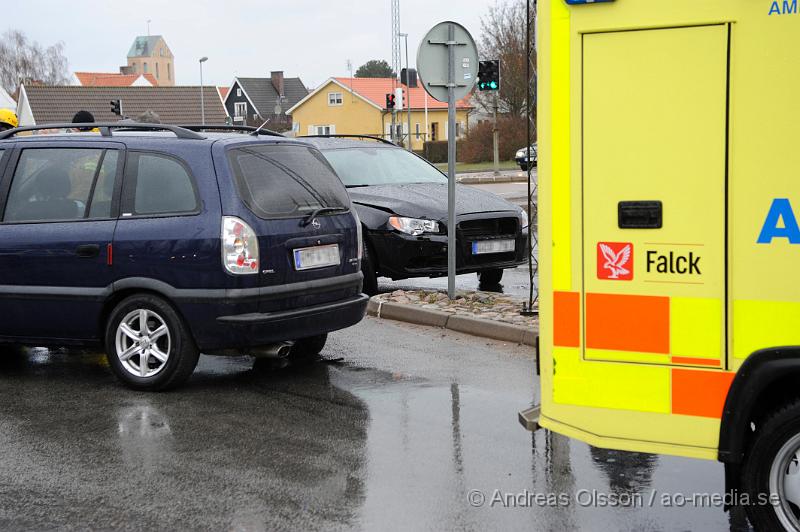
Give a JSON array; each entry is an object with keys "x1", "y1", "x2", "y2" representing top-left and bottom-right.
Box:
[{"x1": 417, "y1": 21, "x2": 478, "y2": 299}]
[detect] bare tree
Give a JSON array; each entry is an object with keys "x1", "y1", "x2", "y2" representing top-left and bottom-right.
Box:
[
  {"x1": 476, "y1": 0, "x2": 535, "y2": 118},
  {"x1": 0, "y1": 30, "x2": 71, "y2": 93}
]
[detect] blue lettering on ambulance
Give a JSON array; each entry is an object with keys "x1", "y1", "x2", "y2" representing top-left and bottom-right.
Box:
[
  {"x1": 770, "y1": 0, "x2": 798, "y2": 15},
  {"x1": 758, "y1": 199, "x2": 800, "y2": 244}
]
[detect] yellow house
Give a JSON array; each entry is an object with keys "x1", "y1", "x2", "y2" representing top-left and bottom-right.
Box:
[{"x1": 286, "y1": 77, "x2": 473, "y2": 151}]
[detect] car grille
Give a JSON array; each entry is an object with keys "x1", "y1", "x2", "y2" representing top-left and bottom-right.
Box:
[{"x1": 458, "y1": 217, "x2": 518, "y2": 239}]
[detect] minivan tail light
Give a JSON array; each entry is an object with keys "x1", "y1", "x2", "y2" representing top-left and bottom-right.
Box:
[{"x1": 222, "y1": 216, "x2": 259, "y2": 275}]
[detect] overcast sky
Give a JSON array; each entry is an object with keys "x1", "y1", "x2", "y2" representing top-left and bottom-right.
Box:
[{"x1": 6, "y1": 0, "x2": 494, "y2": 89}]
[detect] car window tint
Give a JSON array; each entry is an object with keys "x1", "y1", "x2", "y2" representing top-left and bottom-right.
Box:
[
  {"x1": 321, "y1": 147, "x2": 446, "y2": 187},
  {"x1": 126, "y1": 153, "x2": 198, "y2": 215},
  {"x1": 4, "y1": 148, "x2": 103, "y2": 222},
  {"x1": 228, "y1": 144, "x2": 349, "y2": 219},
  {"x1": 88, "y1": 150, "x2": 119, "y2": 219}
]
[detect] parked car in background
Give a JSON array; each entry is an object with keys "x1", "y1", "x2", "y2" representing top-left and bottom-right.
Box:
[
  {"x1": 304, "y1": 136, "x2": 529, "y2": 295},
  {"x1": 0, "y1": 123, "x2": 368, "y2": 390},
  {"x1": 515, "y1": 144, "x2": 537, "y2": 171}
]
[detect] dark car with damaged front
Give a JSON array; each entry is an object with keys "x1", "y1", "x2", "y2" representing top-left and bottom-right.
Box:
[{"x1": 305, "y1": 137, "x2": 529, "y2": 294}]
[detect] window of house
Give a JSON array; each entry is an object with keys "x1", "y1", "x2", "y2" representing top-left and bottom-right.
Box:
[
  {"x1": 143, "y1": 62, "x2": 148, "y2": 74},
  {"x1": 155, "y1": 63, "x2": 159, "y2": 79},
  {"x1": 123, "y1": 153, "x2": 198, "y2": 216},
  {"x1": 415, "y1": 123, "x2": 421, "y2": 140},
  {"x1": 132, "y1": 63, "x2": 137, "y2": 73},
  {"x1": 234, "y1": 102, "x2": 247, "y2": 118},
  {"x1": 328, "y1": 92, "x2": 343, "y2": 106},
  {"x1": 167, "y1": 63, "x2": 171, "y2": 80},
  {"x1": 313, "y1": 125, "x2": 335, "y2": 135},
  {"x1": 3, "y1": 148, "x2": 119, "y2": 222},
  {"x1": 237, "y1": 88, "x2": 242, "y2": 97},
  {"x1": 455, "y1": 122, "x2": 461, "y2": 137}
]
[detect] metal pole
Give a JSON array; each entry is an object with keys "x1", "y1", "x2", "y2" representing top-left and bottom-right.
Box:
[
  {"x1": 447, "y1": 23, "x2": 457, "y2": 300},
  {"x1": 404, "y1": 34, "x2": 413, "y2": 152},
  {"x1": 493, "y1": 91, "x2": 500, "y2": 176}
]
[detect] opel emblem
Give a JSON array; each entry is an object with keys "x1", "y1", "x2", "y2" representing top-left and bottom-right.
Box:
[{"x1": 311, "y1": 219, "x2": 321, "y2": 229}]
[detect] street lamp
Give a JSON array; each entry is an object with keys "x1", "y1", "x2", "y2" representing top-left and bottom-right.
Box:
[
  {"x1": 199, "y1": 56, "x2": 208, "y2": 125},
  {"x1": 399, "y1": 33, "x2": 412, "y2": 152}
]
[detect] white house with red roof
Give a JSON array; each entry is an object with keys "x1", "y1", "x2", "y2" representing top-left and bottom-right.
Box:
[{"x1": 286, "y1": 77, "x2": 473, "y2": 150}]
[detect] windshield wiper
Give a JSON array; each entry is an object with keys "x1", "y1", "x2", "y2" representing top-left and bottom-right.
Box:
[{"x1": 301, "y1": 206, "x2": 348, "y2": 226}]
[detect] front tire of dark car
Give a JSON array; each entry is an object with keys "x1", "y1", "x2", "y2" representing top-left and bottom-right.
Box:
[
  {"x1": 105, "y1": 294, "x2": 199, "y2": 391},
  {"x1": 478, "y1": 268, "x2": 504, "y2": 288},
  {"x1": 362, "y1": 241, "x2": 379, "y2": 296}
]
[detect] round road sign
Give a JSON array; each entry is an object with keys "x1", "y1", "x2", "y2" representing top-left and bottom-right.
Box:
[{"x1": 416, "y1": 21, "x2": 479, "y2": 103}]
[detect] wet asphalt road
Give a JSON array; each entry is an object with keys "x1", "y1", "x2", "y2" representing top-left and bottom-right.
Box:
[{"x1": 0, "y1": 318, "x2": 750, "y2": 531}]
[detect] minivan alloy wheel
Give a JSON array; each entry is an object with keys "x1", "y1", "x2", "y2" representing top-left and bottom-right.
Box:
[
  {"x1": 770, "y1": 432, "x2": 800, "y2": 531},
  {"x1": 115, "y1": 309, "x2": 172, "y2": 378}
]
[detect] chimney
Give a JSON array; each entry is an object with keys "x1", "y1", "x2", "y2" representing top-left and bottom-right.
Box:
[{"x1": 271, "y1": 71, "x2": 285, "y2": 98}]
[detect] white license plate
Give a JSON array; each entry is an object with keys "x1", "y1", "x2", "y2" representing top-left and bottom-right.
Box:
[
  {"x1": 293, "y1": 244, "x2": 340, "y2": 271},
  {"x1": 472, "y1": 239, "x2": 515, "y2": 255}
]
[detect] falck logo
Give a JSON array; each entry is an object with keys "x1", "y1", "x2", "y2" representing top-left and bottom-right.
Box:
[
  {"x1": 311, "y1": 219, "x2": 321, "y2": 229},
  {"x1": 598, "y1": 242, "x2": 633, "y2": 280}
]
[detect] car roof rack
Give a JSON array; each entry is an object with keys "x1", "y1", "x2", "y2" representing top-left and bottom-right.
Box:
[
  {"x1": 179, "y1": 124, "x2": 284, "y2": 137},
  {"x1": 0, "y1": 122, "x2": 207, "y2": 141},
  {"x1": 300, "y1": 134, "x2": 396, "y2": 146}
]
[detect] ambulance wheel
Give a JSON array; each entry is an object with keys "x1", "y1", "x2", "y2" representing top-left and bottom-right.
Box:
[
  {"x1": 478, "y1": 268, "x2": 504, "y2": 287},
  {"x1": 741, "y1": 400, "x2": 800, "y2": 531}
]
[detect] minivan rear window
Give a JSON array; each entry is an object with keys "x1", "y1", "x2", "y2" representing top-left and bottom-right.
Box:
[{"x1": 227, "y1": 144, "x2": 349, "y2": 219}]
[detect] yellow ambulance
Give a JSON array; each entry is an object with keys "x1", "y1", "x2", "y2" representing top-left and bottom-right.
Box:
[{"x1": 527, "y1": 0, "x2": 800, "y2": 529}]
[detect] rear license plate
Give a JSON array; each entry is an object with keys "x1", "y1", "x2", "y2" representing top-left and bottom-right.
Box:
[
  {"x1": 294, "y1": 244, "x2": 340, "y2": 271},
  {"x1": 472, "y1": 239, "x2": 515, "y2": 255}
]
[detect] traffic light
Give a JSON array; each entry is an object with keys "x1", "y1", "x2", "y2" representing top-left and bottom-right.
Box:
[
  {"x1": 477, "y1": 60, "x2": 500, "y2": 91},
  {"x1": 386, "y1": 93, "x2": 396, "y2": 109},
  {"x1": 110, "y1": 99, "x2": 122, "y2": 116},
  {"x1": 400, "y1": 68, "x2": 418, "y2": 88}
]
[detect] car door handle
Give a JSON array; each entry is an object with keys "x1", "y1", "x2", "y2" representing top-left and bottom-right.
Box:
[{"x1": 76, "y1": 244, "x2": 100, "y2": 258}]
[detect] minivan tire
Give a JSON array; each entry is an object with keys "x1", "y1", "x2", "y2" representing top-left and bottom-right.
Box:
[
  {"x1": 292, "y1": 334, "x2": 328, "y2": 361},
  {"x1": 741, "y1": 400, "x2": 800, "y2": 532},
  {"x1": 105, "y1": 294, "x2": 200, "y2": 391}
]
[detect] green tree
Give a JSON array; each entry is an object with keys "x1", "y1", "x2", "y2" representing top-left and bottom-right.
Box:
[{"x1": 355, "y1": 59, "x2": 395, "y2": 79}]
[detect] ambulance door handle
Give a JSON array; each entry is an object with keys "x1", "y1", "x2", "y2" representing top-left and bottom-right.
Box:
[{"x1": 618, "y1": 201, "x2": 663, "y2": 229}]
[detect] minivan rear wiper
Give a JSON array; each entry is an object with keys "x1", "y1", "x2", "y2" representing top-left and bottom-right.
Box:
[{"x1": 301, "y1": 206, "x2": 348, "y2": 226}]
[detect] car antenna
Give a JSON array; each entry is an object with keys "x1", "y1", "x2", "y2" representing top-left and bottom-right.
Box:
[{"x1": 251, "y1": 118, "x2": 271, "y2": 137}]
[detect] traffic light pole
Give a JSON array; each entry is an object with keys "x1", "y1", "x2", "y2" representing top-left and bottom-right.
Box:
[{"x1": 493, "y1": 91, "x2": 500, "y2": 176}]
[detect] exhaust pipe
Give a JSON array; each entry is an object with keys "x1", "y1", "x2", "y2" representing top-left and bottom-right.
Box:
[{"x1": 250, "y1": 342, "x2": 294, "y2": 359}]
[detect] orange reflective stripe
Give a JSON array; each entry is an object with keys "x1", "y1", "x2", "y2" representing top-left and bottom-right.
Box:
[
  {"x1": 554, "y1": 291, "x2": 580, "y2": 347},
  {"x1": 671, "y1": 356, "x2": 721, "y2": 367},
  {"x1": 671, "y1": 369, "x2": 734, "y2": 419},
  {"x1": 586, "y1": 293, "x2": 670, "y2": 353}
]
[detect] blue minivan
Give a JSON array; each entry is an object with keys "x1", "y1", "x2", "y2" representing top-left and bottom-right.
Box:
[{"x1": 0, "y1": 123, "x2": 368, "y2": 390}]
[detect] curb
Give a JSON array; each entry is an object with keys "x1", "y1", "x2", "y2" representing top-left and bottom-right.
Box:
[{"x1": 366, "y1": 298, "x2": 537, "y2": 347}]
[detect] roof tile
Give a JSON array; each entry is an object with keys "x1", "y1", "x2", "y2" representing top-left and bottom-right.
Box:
[{"x1": 23, "y1": 85, "x2": 227, "y2": 125}]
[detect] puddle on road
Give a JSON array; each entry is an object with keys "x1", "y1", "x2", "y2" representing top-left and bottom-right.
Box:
[{"x1": 0, "y1": 347, "x2": 751, "y2": 531}]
